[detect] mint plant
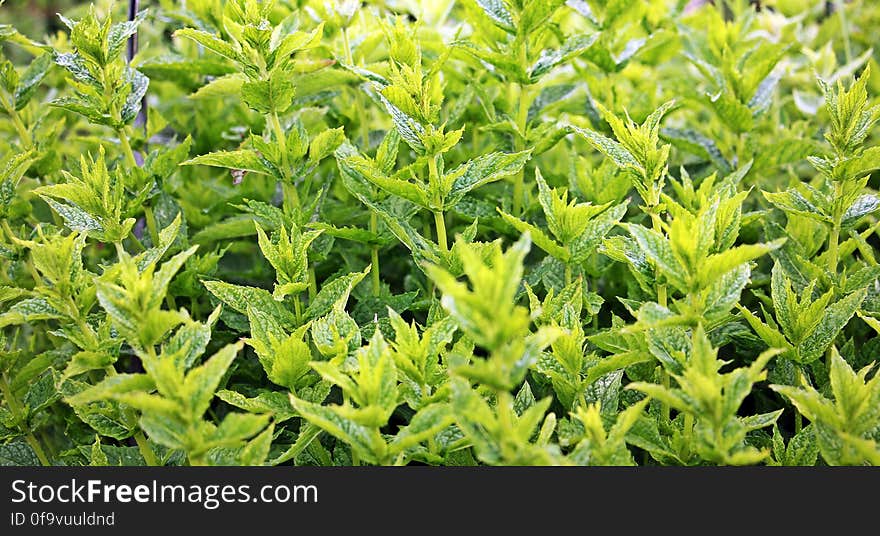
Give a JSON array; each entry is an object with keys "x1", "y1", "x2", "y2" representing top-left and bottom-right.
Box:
[{"x1": 1, "y1": 0, "x2": 879, "y2": 466}]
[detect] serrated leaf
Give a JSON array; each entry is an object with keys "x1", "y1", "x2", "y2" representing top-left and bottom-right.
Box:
[
  {"x1": 304, "y1": 266, "x2": 370, "y2": 321},
  {"x1": 204, "y1": 280, "x2": 298, "y2": 330},
  {"x1": 797, "y1": 289, "x2": 867, "y2": 363},
  {"x1": 445, "y1": 150, "x2": 531, "y2": 208},
  {"x1": 182, "y1": 150, "x2": 273, "y2": 176}
]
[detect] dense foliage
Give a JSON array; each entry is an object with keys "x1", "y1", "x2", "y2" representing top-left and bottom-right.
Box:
[{"x1": 1, "y1": 0, "x2": 879, "y2": 466}]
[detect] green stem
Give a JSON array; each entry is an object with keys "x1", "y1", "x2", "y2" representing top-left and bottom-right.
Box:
[
  {"x1": 116, "y1": 127, "x2": 138, "y2": 169},
  {"x1": 428, "y1": 155, "x2": 448, "y2": 252},
  {"x1": 342, "y1": 392, "x2": 360, "y2": 466},
  {"x1": 660, "y1": 371, "x2": 671, "y2": 423},
  {"x1": 25, "y1": 434, "x2": 50, "y2": 466},
  {"x1": 650, "y1": 211, "x2": 668, "y2": 307},
  {"x1": 105, "y1": 349, "x2": 160, "y2": 466},
  {"x1": 564, "y1": 264, "x2": 572, "y2": 287},
  {"x1": 370, "y1": 214, "x2": 381, "y2": 296},
  {"x1": 281, "y1": 182, "x2": 301, "y2": 214},
  {"x1": 342, "y1": 26, "x2": 355, "y2": 71},
  {"x1": 293, "y1": 294, "x2": 303, "y2": 325},
  {"x1": 433, "y1": 211, "x2": 448, "y2": 253},
  {"x1": 127, "y1": 230, "x2": 146, "y2": 252},
  {"x1": 1, "y1": 219, "x2": 17, "y2": 244},
  {"x1": 836, "y1": 0, "x2": 853, "y2": 64},
  {"x1": 342, "y1": 25, "x2": 380, "y2": 295},
  {"x1": 512, "y1": 82, "x2": 530, "y2": 216},
  {"x1": 134, "y1": 431, "x2": 160, "y2": 466},
  {"x1": 269, "y1": 112, "x2": 300, "y2": 214},
  {"x1": 343, "y1": 26, "x2": 373, "y2": 152},
  {"x1": 1, "y1": 374, "x2": 50, "y2": 466},
  {"x1": 190, "y1": 297, "x2": 201, "y2": 319},
  {"x1": 308, "y1": 266, "x2": 318, "y2": 301},
  {"x1": 143, "y1": 204, "x2": 160, "y2": 247},
  {"x1": 650, "y1": 208, "x2": 670, "y2": 421},
  {"x1": 269, "y1": 112, "x2": 290, "y2": 173},
  {"x1": 7, "y1": 106, "x2": 32, "y2": 148},
  {"x1": 0, "y1": 92, "x2": 32, "y2": 148},
  {"x1": 794, "y1": 412, "x2": 803, "y2": 434},
  {"x1": 827, "y1": 222, "x2": 840, "y2": 275},
  {"x1": 683, "y1": 412, "x2": 694, "y2": 447}
]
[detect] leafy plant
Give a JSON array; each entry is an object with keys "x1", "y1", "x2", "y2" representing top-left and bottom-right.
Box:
[{"x1": 1, "y1": 0, "x2": 879, "y2": 466}]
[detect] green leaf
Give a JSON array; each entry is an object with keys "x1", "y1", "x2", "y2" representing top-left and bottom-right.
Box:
[
  {"x1": 570, "y1": 201, "x2": 628, "y2": 263},
  {"x1": 13, "y1": 53, "x2": 52, "y2": 110},
  {"x1": 23, "y1": 370, "x2": 60, "y2": 414},
  {"x1": 797, "y1": 289, "x2": 866, "y2": 363},
  {"x1": 445, "y1": 150, "x2": 532, "y2": 208},
  {"x1": 343, "y1": 157, "x2": 429, "y2": 208},
  {"x1": 241, "y1": 70, "x2": 296, "y2": 114},
  {"x1": 497, "y1": 209, "x2": 569, "y2": 261},
  {"x1": 529, "y1": 34, "x2": 598, "y2": 81},
  {"x1": 216, "y1": 389, "x2": 297, "y2": 422},
  {"x1": 762, "y1": 190, "x2": 829, "y2": 222},
  {"x1": 183, "y1": 342, "x2": 243, "y2": 419},
  {"x1": 842, "y1": 194, "x2": 880, "y2": 228},
  {"x1": 699, "y1": 240, "x2": 784, "y2": 288},
  {"x1": 191, "y1": 73, "x2": 246, "y2": 99},
  {"x1": 390, "y1": 403, "x2": 455, "y2": 453},
  {"x1": 65, "y1": 374, "x2": 156, "y2": 406},
  {"x1": 289, "y1": 398, "x2": 386, "y2": 463},
  {"x1": 121, "y1": 68, "x2": 149, "y2": 124},
  {"x1": 304, "y1": 265, "x2": 371, "y2": 321},
  {"x1": 203, "y1": 280, "x2": 298, "y2": 330},
  {"x1": 571, "y1": 126, "x2": 639, "y2": 170},
  {"x1": 376, "y1": 91, "x2": 425, "y2": 154},
  {"x1": 626, "y1": 224, "x2": 687, "y2": 290},
  {"x1": 0, "y1": 442, "x2": 41, "y2": 466},
  {"x1": 174, "y1": 29, "x2": 242, "y2": 63},
  {"x1": 474, "y1": 0, "x2": 517, "y2": 33},
  {"x1": 182, "y1": 150, "x2": 274, "y2": 176},
  {"x1": 309, "y1": 127, "x2": 346, "y2": 165}
]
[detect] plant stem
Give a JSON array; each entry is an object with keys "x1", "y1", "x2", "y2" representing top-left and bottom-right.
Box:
[
  {"x1": 428, "y1": 156, "x2": 448, "y2": 252},
  {"x1": 370, "y1": 215, "x2": 381, "y2": 295},
  {"x1": 105, "y1": 348, "x2": 160, "y2": 466},
  {"x1": 0, "y1": 89, "x2": 33, "y2": 148},
  {"x1": 1, "y1": 219, "x2": 16, "y2": 242},
  {"x1": 1, "y1": 374, "x2": 51, "y2": 466},
  {"x1": 660, "y1": 372, "x2": 671, "y2": 423},
  {"x1": 650, "y1": 210, "x2": 668, "y2": 307},
  {"x1": 650, "y1": 207, "x2": 670, "y2": 421},
  {"x1": 127, "y1": 230, "x2": 146, "y2": 252},
  {"x1": 827, "y1": 221, "x2": 840, "y2": 274},
  {"x1": 308, "y1": 266, "x2": 318, "y2": 301},
  {"x1": 5, "y1": 103, "x2": 33, "y2": 148},
  {"x1": 134, "y1": 430, "x2": 159, "y2": 466},
  {"x1": 269, "y1": 112, "x2": 300, "y2": 213},
  {"x1": 281, "y1": 182, "x2": 301, "y2": 214},
  {"x1": 116, "y1": 127, "x2": 138, "y2": 169},
  {"x1": 683, "y1": 412, "x2": 694, "y2": 446},
  {"x1": 293, "y1": 294, "x2": 303, "y2": 325},
  {"x1": 143, "y1": 204, "x2": 160, "y2": 247},
  {"x1": 512, "y1": 82, "x2": 530, "y2": 216},
  {"x1": 433, "y1": 211, "x2": 448, "y2": 252},
  {"x1": 564, "y1": 264, "x2": 572, "y2": 287},
  {"x1": 269, "y1": 112, "x2": 289, "y2": 171},
  {"x1": 836, "y1": 0, "x2": 853, "y2": 64},
  {"x1": 343, "y1": 25, "x2": 381, "y2": 296}
]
